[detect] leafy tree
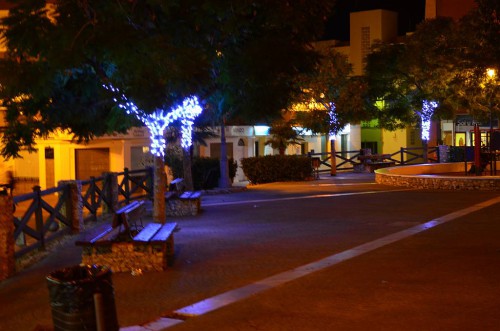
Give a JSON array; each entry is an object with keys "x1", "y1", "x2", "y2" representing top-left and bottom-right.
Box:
[
  {"x1": 293, "y1": 47, "x2": 374, "y2": 137},
  {"x1": 265, "y1": 114, "x2": 304, "y2": 156},
  {"x1": 0, "y1": 1, "x2": 212, "y2": 222},
  {"x1": 364, "y1": 17, "x2": 459, "y2": 139},
  {"x1": 198, "y1": 1, "x2": 333, "y2": 188},
  {"x1": 452, "y1": 0, "x2": 499, "y2": 122},
  {"x1": 365, "y1": 1, "x2": 499, "y2": 140}
]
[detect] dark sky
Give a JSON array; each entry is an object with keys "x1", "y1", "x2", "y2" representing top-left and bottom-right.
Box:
[{"x1": 324, "y1": 0, "x2": 426, "y2": 40}]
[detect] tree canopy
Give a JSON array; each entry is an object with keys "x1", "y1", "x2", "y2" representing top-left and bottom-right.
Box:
[
  {"x1": 293, "y1": 46, "x2": 374, "y2": 136},
  {"x1": 0, "y1": 0, "x2": 334, "y2": 160},
  {"x1": 364, "y1": 17, "x2": 458, "y2": 131},
  {"x1": 364, "y1": 0, "x2": 499, "y2": 130},
  {"x1": 0, "y1": 0, "x2": 213, "y2": 158},
  {"x1": 452, "y1": 0, "x2": 499, "y2": 121}
]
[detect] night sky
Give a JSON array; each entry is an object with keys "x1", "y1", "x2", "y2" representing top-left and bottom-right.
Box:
[{"x1": 324, "y1": 0, "x2": 426, "y2": 40}]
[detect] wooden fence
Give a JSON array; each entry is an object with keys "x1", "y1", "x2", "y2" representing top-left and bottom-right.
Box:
[
  {"x1": 307, "y1": 146, "x2": 439, "y2": 174},
  {"x1": 8, "y1": 167, "x2": 153, "y2": 260}
]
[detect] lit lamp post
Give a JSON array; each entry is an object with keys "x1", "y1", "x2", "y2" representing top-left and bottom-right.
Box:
[
  {"x1": 486, "y1": 68, "x2": 496, "y2": 142},
  {"x1": 486, "y1": 68, "x2": 496, "y2": 175}
]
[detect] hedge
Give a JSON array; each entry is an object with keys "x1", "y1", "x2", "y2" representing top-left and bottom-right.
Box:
[{"x1": 241, "y1": 155, "x2": 313, "y2": 184}]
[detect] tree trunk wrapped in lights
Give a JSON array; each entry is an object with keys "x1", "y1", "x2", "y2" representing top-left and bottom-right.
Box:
[{"x1": 105, "y1": 84, "x2": 202, "y2": 223}]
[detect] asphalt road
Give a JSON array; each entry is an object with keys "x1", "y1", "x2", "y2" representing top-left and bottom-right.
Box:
[{"x1": 1, "y1": 172, "x2": 499, "y2": 331}]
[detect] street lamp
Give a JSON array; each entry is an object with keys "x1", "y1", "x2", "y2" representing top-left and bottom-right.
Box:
[
  {"x1": 486, "y1": 68, "x2": 496, "y2": 80},
  {"x1": 485, "y1": 68, "x2": 497, "y2": 175},
  {"x1": 485, "y1": 68, "x2": 496, "y2": 145}
]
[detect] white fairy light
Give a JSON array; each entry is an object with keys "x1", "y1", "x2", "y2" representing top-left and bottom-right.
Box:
[
  {"x1": 328, "y1": 102, "x2": 344, "y2": 140},
  {"x1": 420, "y1": 100, "x2": 438, "y2": 141},
  {"x1": 104, "y1": 84, "x2": 202, "y2": 156}
]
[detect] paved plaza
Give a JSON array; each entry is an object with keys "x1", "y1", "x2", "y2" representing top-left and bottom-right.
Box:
[{"x1": 1, "y1": 172, "x2": 499, "y2": 331}]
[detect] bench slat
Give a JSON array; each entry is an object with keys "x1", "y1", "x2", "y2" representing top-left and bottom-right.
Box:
[
  {"x1": 179, "y1": 191, "x2": 202, "y2": 199},
  {"x1": 179, "y1": 192, "x2": 191, "y2": 199},
  {"x1": 189, "y1": 191, "x2": 201, "y2": 199},
  {"x1": 116, "y1": 200, "x2": 139, "y2": 214},
  {"x1": 150, "y1": 223, "x2": 177, "y2": 243},
  {"x1": 94, "y1": 226, "x2": 123, "y2": 245},
  {"x1": 75, "y1": 223, "x2": 113, "y2": 246},
  {"x1": 133, "y1": 223, "x2": 162, "y2": 243}
]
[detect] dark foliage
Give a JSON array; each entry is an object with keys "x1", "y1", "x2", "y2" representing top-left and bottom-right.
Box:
[{"x1": 241, "y1": 155, "x2": 313, "y2": 184}]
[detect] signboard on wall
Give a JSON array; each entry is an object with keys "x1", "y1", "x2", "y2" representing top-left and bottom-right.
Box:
[
  {"x1": 206, "y1": 126, "x2": 254, "y2": 137},
  {"x1": 455, "y1": 115, "x2": 498, "y2": 130}
]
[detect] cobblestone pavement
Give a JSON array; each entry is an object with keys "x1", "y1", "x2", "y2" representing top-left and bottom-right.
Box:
[{"x1": 1, "y1": 172, "x2": 500, "y2": 331}]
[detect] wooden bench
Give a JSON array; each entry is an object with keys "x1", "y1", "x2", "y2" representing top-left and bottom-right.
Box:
[
  {"x1": 358, "y1": 154, "x2": 396, "y2": 173},
  {"x1": 75, "y1": 200, "x2": 178, "y2": 272},
  {"x1": 112, "y1": 200, "x2": 146, "y2": 236},
  {"x1": 165, "y1": 178, "x2": 202, "y2": 216},
  {"x1": 76, "y1": 221, "x2": 178, "y2": 272}
]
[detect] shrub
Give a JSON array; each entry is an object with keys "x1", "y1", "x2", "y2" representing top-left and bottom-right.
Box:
[
  {"x1": 165, "y1": 149, "x2": 238, "y2": 189},
  {"x1": 448, "y1": 146, "x2": 474, "y2": 162},
  {"x1": 241, "y1": 155, "x2": 313, "y2": 184},
  {"x1": 192, "y1": 157, "x2": 238, "y2": 189}
]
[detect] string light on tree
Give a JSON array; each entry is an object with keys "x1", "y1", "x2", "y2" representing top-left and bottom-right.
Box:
[
  {"x1": 420, "y1": 100, "x2": 438, "y2": 141},
  {"x1": 104, "y1": 84, "x2": 202, "y2": 157},
  {"x1": 328, "y1": 102, "x2": 343, "y2": 139}
]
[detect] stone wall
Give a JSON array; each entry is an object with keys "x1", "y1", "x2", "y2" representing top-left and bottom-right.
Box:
[
  {"x1": 375, "y1": 162, "x2": 500, "y2": 190},
  {"x1": 81, "y1": 240, "x2": 174, "y2": 273},
  {"x1": 166, "y1": 198, "x2": 200, "y2": 217}
]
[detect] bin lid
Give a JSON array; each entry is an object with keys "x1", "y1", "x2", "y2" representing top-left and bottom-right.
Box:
[{"x1": 46, "y1": 264, "x2": 111, "y2": 285}]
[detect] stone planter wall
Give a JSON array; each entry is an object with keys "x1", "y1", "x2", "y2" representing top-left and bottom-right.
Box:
[
  {"x1": 166, "y1": 198, "x2": 200, "y2": 217},
  {"x1": 81, "y1": 241, "x2": 173, "y2": 273},
  {"x1": 375, "y1": 162, "x2": 500, "y2": 190}
]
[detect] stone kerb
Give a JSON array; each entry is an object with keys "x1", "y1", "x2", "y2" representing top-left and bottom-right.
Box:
[{"x1": 375, "y1": 162, "x2": 500, "y2": 190}]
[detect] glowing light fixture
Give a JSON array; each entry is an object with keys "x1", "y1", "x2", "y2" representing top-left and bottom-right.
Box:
[
  {"x1": 254, "y1": 126, "x2": 270, "y2": 136},
  {"x1": 486, "y1": 68, "x2": 496, "y2": 79}
]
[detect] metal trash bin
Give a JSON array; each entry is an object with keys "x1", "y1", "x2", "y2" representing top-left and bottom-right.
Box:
[{"x1": 46, "y1": 264, "x2": 119, "y2": 331}]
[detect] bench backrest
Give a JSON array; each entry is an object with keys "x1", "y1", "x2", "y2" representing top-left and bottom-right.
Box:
[
  {"x1": 169, "y1": 178, "x2": 185, "y2": 195},
  {"x1": 113, "y1": 200, "x2": 145, "y2": 230}
]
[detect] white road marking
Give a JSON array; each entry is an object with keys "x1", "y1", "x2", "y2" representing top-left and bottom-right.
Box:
[
  {"x1": 203, "y1": 189, "x2": 411, "y2": 207},
  {"x1": 172, "y1": 195, "x2": 500, "y2": 318}
]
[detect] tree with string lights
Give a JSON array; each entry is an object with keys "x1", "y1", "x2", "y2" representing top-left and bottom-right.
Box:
[
  {"x1": 365, "y1": 17, "x2": 459, "y2": 156},
  {"x1": 0, "y1": 1, "x2": 212, "y2": 222}
]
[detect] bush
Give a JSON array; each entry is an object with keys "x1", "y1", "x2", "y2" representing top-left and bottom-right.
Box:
[
  {"x1": 192, "y1": 157, "x2": 238, "y2": 189},
  {"x1": 241, "y1": 155, "x2": 313, "y2": 184},
  {"x1": 449, "y1": 146, "x2": 474, "y2": 162},
  {"x1": 165, "y1": 148, "x2": 238, "y2": 190}
]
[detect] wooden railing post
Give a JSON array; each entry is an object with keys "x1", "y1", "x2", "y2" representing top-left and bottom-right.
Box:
[
  {"x1": 33, "y1": 186, "x2": 45, "y2": 251},
  {"x1": 124, "y1": 168, "x2": 130, "y2": 204},
  {"x1": 58, "y1": 181, "x2": 83, "y2": 233},
  {"x1": 90, "y1": 176, "x2": 97, "y2": 212},
  {"x1": 0, "y1": 192, "x2": 15, "y2": 281},
  {"x1": 103, "y1": 172, "x2": 118, "y2": 213},
  {"x1": 400, "y1": 148, "x2": 405, "y2": 165}
]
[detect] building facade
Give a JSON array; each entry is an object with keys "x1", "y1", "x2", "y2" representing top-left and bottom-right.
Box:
[{"x1": 1, "y1": 1, "x2": 483, "y2": 188}]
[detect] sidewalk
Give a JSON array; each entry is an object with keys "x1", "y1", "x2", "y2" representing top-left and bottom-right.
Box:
[{"x1": 1, "y1": 172, "x2": 499, "y2": 331}]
